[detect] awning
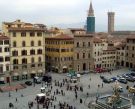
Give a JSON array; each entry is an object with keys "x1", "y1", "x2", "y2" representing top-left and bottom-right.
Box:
[
  {"x1": 13, "y1": 73, "x2": 19, "y2": 76},
  {"x1": 38, "y1": 70, "x2": 43, "y2": 73},
  {"x1": 31, "y1": 70, "x2": 36, "y2": 74},
  {"x1": 63, "y1": 66, "x2": 67, "y2": 69},
  {"x1": 0, "y1": 77, "x2": 4, "y2": 81},
  {"x1": 22, "y1": 71, "x2": 27, "y2": 75}
]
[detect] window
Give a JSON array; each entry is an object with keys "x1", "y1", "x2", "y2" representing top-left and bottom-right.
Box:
[
  {"x1": 12, "y1": 50, "x2": 18, "y2": 56},
  {"x1": 38, "y1": 57, "x2": 41, "y2": 62},
  {"x1": 38, "y1": 40, "x2": 41, "y2": 46},
  {"x1": 77, "y1": 53, "x2": 79, "y2": 59},
  {"x1": 88, "y1": 53, "x2": 90, "y2": 58},
  {"x1": 0, "y1": 57, "x2": 3, "y2": 62},
  {"x1": 132, "y1": 46, "x2": 134, "y2": 50},
  {"x1": 31, "y1": 41, "x2": 34, "y2": 46},
  {"x1": 6, "y1": 65, "x2": 9, "y2": 71},
  {"x1": 0, "y1": 65, "x2": 3, "y2": 73},
  {"x1": 83, "y1": 53, "x2": 85, "y2": 59},
  {"x1": 37, "y1": 32, "x2": 42, "y2": 36},
  {"x1": 31, "y1": 57, "x2": 34, "y2": 63},
  {"x1": 21, "y1": 50, "x2": 27, "y2": 56},
  {"x1": 132, "y1": 54, "x2": 134, "y2": 58},
  {"x1": 22, "y1": 58, "x2": 27, "y2": 64},
  {"x1": 13, "y1": 41, "x2": 16, "y2": 47},
  {"x1": 13, "y1": 32, "x2": 16, "y2": 37},
  {"x1": 13, "y1": 59, "x2": 18, "y2": 64},
  {"x1": 88, "y1": 42, "x2": 90, "y2": 47},
  {"x1": 5, "y1": 57, "x2": 10, "y2": 61},
  {"x1": 0, "y1": 48, "x2": 2, "y2": 52},
  {"x1": 4, "y1": 40, "x2": 9, "y2": 45},
  {"x1": 30, "y1": 32, "x2": 35, "y2": 36},
  {"x1": 30, "y1": 49, "x2": 35, "y2": 55},
  {"x1": 37, "y1": 49, "x2": 42, "y2": 54},
  {"x1": 4, "y1": 47, "x2": 9, "y2": 52},
  {"x1": 21, "y1": 32, "x2": 26, "y2": 37},
  {"x1": 83, "y1": 42, "x2": 85, "y2": 47},
  {"x1": 77, "y1": 42, "x2": 79, "y2": 47},
  {"x1": 0, "y1": 41, "x2": 3, "y2": 45},
  {"x1": 127, "y1": 46, "x2": 129, "y2": 50},
  {"x1": 22, "y1": 41, "x2": 26, "y2": 47}
]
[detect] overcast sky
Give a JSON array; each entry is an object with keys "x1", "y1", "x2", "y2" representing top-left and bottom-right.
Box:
[{"x1": 0, "y1": 0, "x2": 135, "y2": 31}]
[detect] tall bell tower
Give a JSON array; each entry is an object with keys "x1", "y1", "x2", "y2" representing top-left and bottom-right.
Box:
[{"x1": 86, "y1": 1, "x2": 95, "y2": 33}]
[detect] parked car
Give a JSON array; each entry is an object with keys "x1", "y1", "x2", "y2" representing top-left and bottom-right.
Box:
[
  {"x1": 25, "y1": 81, "x2": 32, "y2": 86},
  {"x1": 126, "y1": 76, "x2": 135, "y2": 82},
  {"x1": 118, "y1": 78, "x2": 127, "y2": 84},
  {"x1": 0, "y1": 81, "x2": 5, "y2": 84},
  {"x1": 130, "y1": 72, "x2": 135, "y2": 76},
  {"x1": 103, "y1": 78, "x2": 111, "y2": 83},
  {"x1": 100, "y1": 75, "x2": 105, "y2": 79},
  {"x1": 34, "y1": 76, "x2": 42, "y2": 84},
  {"x1": 110, "y1": 77, "x2": 117, "y2": 82}
]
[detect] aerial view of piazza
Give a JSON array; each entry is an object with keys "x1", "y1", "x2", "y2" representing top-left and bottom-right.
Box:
[{"x1": 0, "y1": 0, "x2": 135, "y2": 109}]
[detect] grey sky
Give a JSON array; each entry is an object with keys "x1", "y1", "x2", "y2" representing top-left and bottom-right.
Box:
[{"x1": 0, "y1": 0, "x2": 135, "y2": 31}]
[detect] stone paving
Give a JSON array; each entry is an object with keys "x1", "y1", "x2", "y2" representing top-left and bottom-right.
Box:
[{"x1": 0, "y1": 68, "x2": 135, "y2": 109}]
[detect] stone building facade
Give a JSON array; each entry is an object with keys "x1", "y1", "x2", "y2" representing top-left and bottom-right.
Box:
[{"x1": 73, "y1": 33, "x2": 94, "y2": 73}]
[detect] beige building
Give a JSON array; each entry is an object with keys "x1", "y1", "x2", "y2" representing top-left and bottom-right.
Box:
[
  {"x1": 45, "y1": 34, "x2": 74, "y2": 73},
  {"x1": 73, "y1": 33, "x2": 94, "y2": 73},
  {"x1": 0, "y1": 36, "x2": 10, "y2": 83},
  {"x1": 125, "y1": 36, "x2": 135, "y2": 69},
  {"x1": 116, "y1": 43, "x2": 126, "y2": 68},
  {"x1": 2, "y1": 20, "x2": 46, "y2": 80},
  {"x1": 102, "y1": 46, "x2": 117, "y2": 70}
]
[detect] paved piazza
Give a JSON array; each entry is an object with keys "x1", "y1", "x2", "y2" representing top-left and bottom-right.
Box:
[{"x1": 0, "y1": 68, "x2": 135, "y2": 109}]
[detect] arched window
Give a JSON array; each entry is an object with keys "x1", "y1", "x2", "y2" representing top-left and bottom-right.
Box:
[
  {"x1": 38, "y1": 57, "x2": 41, "y2": 62},
  {"x1": 13, "y1": 59, "x2": 18, "y2": 64},
  {"x1": 31, "y1": 41, "x2": 34, "y2": 46},
  {"x1": 83, "y1": 53, "x2": 85, "y2": 59},
  {"x1": 38, "y1": 40, "x2": 41, "y2": 46},
  {"x1": 30, "y1": 49, "x2": 35, "y2": 55},
  {"x1": 12, "y1": 50, "x2": 18, "y2": 56},
  {"x1": 77, "y1": 53, "x2": 79, "y2": 59},
  {"x1": 31, "y1": 57, "x2": 34, "y2": 63},
  {"x1": 37, "y1": 49, "x2": 42, "y2": 54},
  {"x1": 13, "y1": 41, "x2": 16, "y2": 47},
  {"x1": 22, "y1": 58, "x2": 27, "y2": 64},
  {"x1": 22, "y1": 41, "x2": 26, "y2": 47},
  {"x1": 21, "y1": 50, "x2": 27, "y2": 56}
]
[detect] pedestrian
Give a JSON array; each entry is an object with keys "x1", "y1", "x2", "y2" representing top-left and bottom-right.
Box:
[
  {"x1": 16, "y1": 88, "x2": 18, "y2": 92},
  {"x1": 15, "y1": 98, "x2": 18, "y2": 102},
  {"x1": 102, "y1": 83, "x2": 103, "y2": 88},
  {"x1": 54, "y1": 105, "x2": 56, "y2": 109},
  {"x1": 88, "y1": 84, "x2": 90, "y2": 89},
  {"x1": 75, "y1": 94, "x2": 78, "y2": 99}
]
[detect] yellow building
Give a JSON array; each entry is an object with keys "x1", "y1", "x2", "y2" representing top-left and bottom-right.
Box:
[
  {"x1": 45, "y1": 34, "x2": 74, "y2": 73},
  {"x1": 2, "y1": 20, "x2": 46, "y2": 80}
]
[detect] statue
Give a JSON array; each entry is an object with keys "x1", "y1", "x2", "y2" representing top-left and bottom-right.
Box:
[{"x1": 107, "y1": 80, "x2": 122, "y2": 105}]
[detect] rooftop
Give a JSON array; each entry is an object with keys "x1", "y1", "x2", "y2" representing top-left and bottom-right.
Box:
[{"x1": 45, "y1": 34, "x2": 73, "y2": 40}]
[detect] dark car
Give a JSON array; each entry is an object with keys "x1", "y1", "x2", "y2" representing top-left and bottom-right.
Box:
[
  {"x1": 118, "y1": 78, "x2": 127, "y2": 84},
  {"x1": 25, "y1": 81, "x2": 32, "y2": 86},
  {"x1": 110, "y1": 77, "x2": 117, "y2": 82},
  {"x1": 103, "y1": 78, "x2": 111, "y2": 83},
  {"x1": 100, "y1": 75, "x2": 105, "y2": 79},
  {"x1": 126, "y1": 76, "x2": 135, "y2": 82},
  {"x1": 130, "y1": 72, "x2": 135, "y2": 76},
  {"x1": 0, "y1": 81, "x2": 5, "y2": 84}
]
